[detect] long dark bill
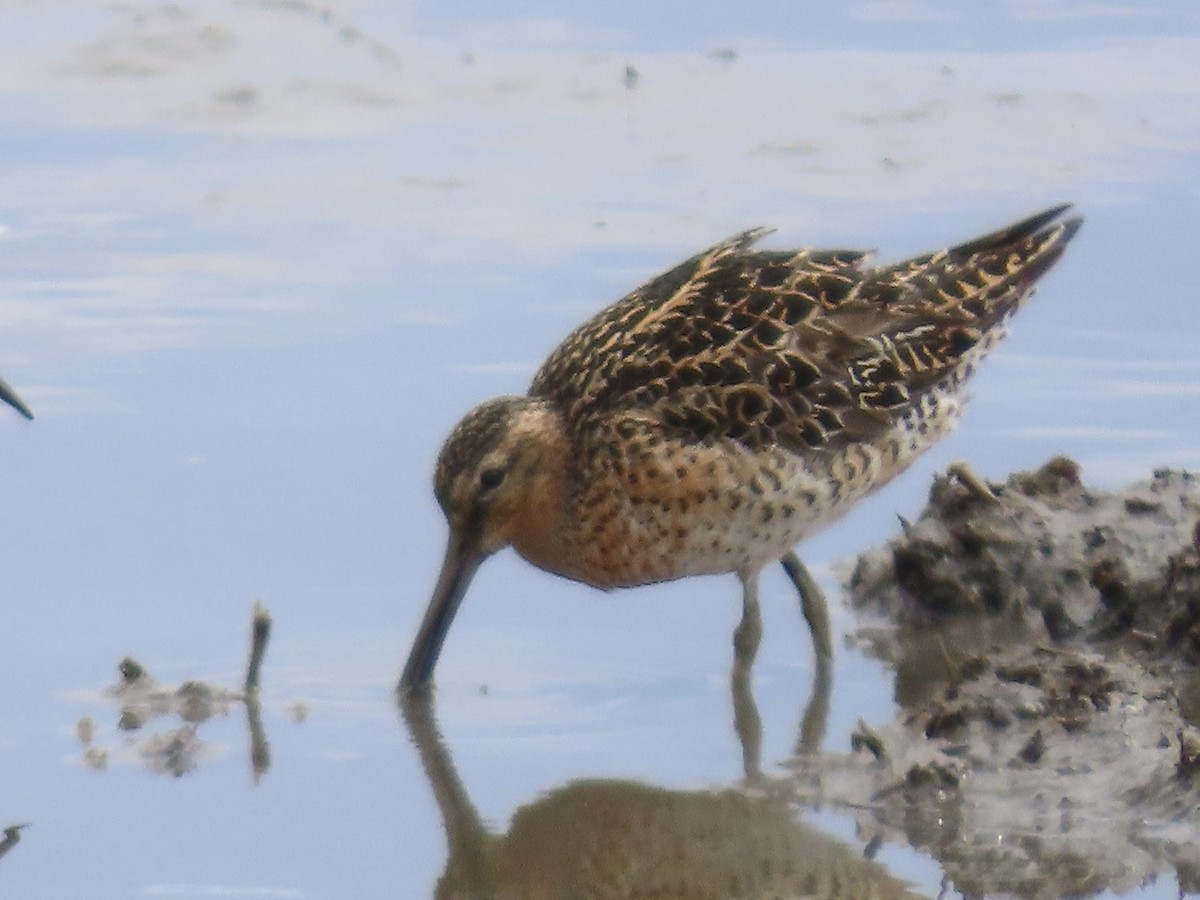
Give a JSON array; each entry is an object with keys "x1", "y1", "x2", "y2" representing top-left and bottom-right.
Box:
[
  {"x1": 0, "y1": 376, "x2": 33, "y2": 421},
  {"x1": 398, "y1": 531, "x2": 485, "y2": 694}
]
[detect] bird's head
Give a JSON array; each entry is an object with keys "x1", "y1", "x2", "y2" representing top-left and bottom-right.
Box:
[{"x1": 400, "y1": 396, "x2": 566, "y2": 693}]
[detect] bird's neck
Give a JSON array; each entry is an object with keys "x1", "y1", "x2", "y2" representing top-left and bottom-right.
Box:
[{"x1": 504, "y1": 405, "x2": 578, "y2": 580}]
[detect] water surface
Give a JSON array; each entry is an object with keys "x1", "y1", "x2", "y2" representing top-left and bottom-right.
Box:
[{"x1": 1, "y1": 2, "x2": 1198, "y2": 896}]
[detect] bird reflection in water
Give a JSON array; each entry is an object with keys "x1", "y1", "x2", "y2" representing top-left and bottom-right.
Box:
[{"x1": 400, "y1": 660, "x2": 919, "y2": 899}]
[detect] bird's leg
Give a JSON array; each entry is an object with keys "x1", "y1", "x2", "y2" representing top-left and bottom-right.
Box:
[
  {"x1": 796, "y1": 652, "x2": 832, "y2": 756},
  {"x1": 780, "y1": 551, "x2": 833, "y2": 660},
  {"x1": 733, "y1": 571, "x2": 763, "y2": 665},
  {"x1": 732, "y1": 570, "x2": 763, "y2": 781}
]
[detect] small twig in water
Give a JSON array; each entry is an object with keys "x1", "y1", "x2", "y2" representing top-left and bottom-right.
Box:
[{"x1": 244, "y1": 601, "x2": 272, "y2": 692}]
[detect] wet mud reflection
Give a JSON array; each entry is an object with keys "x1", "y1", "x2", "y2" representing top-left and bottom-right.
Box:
[
  {"x1": 811, "y1": 459, "x2": 1200, "y2": 897},
  {"x1": 78, "y1": 605, "x2": 277, "y2": 781}
]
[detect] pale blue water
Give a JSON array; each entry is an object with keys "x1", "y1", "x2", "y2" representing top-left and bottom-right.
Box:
[{"x1": 0, "y1": 2, "x2": 1198, "y2": 897}]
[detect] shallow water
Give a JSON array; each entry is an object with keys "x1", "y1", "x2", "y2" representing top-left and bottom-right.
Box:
[{"x1": 1, "y1": 2, "x2": 1198, "y2": 897}]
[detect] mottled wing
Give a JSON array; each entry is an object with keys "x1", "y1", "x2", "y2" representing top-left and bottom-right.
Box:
[
  {"x1": 531, "y1": 228, "x2": 793, "y2": 408},
  {"x1": 529, "y1": 231, "x2": 869, "y2": 435},
  {"x1": 831, "y1": 205, "x2": 1081, "y2": 428},
  {"x1": 531, "y1": 206, "x2": 1080, "y2": 455}
]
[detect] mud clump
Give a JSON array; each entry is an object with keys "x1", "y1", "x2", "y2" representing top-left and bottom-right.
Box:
[
  {"x1": 818, "y1": 458, "x2": 1200, "y2": 899},
  {"x1": 850, "y1": 457, "x2": 1200, "y2": 659}
]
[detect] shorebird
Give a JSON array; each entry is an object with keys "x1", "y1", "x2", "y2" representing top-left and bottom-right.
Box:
[{"x1": 400, "y1": 205, "x2": 1081, "y2": 691}]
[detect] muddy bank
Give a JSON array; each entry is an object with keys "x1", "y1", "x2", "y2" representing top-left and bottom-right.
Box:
[{"x1": 806, "y1": 459, "x2": 1200, "y2": 898}]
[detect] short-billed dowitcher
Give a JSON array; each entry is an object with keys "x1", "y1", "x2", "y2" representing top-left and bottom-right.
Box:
[{"x1": 400, "y1": 205, "x2": 1081, "y2": 691}]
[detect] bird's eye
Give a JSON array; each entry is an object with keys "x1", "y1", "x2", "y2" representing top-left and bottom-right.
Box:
[{"x1": 478, "y1": 467, "x2": 506, "y2": 491}]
